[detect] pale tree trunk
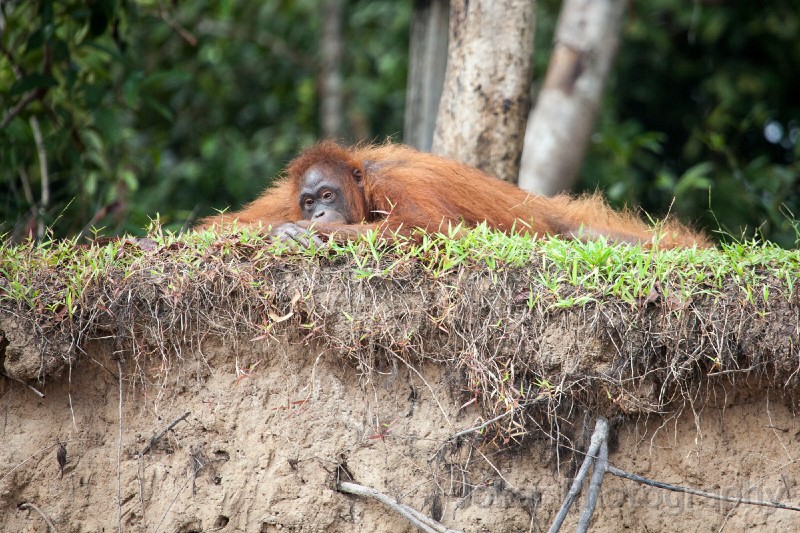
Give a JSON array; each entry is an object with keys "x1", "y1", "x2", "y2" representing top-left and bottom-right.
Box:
[
  {"x1": 431, "y1": 0, "x2": 535, "y2": 182},
  {"x1": 321, "y1": 0, "x2": 344, "y2": 138},
  {"x1": 403, "y1": 0, "x2": 450, "y2": 152},
  {"x1": 518, "y1": 0, "x2": 626, "y2": 196}
]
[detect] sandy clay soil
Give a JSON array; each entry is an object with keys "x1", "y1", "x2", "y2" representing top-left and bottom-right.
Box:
[{"x1": 2, "y1": 335, "x2": 799, "y2": 532}]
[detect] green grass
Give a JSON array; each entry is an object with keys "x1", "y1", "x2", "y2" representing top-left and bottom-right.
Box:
[
  {"x1": 2, "y1": 224, "x2": 798, "y2": 434},
  {"x1": 1, "y1": 223, "x2": 798, "y2": 316}
]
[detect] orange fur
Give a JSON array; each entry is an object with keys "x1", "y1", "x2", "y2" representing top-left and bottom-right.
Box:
[{"x1": 197, "y1": 141, "x2": 710, "y2": 249}]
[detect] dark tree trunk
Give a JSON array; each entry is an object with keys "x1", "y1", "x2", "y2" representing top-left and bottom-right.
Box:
[
  {"x1": 321, "y1": 0, "x2": 344, "y2": 138},
  {"x1": 432, "y1": 0, "x2": 535, "y2": 182},
  {"x1": 403, "y1": 0, "x2": 450, "y2": 152}
]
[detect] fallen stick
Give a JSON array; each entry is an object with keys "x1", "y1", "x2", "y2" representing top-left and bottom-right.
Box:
[
  {"x1": 607, "y1": 465, "x2": 800, "y2": 512},
  {"x1": 548, "y1": 412, "x2": 800, "y2": 532},
  {"x1": 577, "y1": 432, "x2": 609, "y2": 533},
  {"x1": 141, "y1": 411, "x2": 191, "y2": 455},
  {"x1": 548, "y1": 416, "x2": 609, "y2": 533},
  {"x1": 338, "y1": 481, "x2": 464, "y2": 533},
  {"x1": 447, "y1": 408, "x2": 518, "y2": 442},
  {"x1": 19, "y1": 501, "x2": 58, "y2": 532},
  {"x1": 2, "y1": 372, "x2": 45, "y2": 398}
]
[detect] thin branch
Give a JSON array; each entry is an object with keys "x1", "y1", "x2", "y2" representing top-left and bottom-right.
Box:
[
  {"x1": 607, "y1": 465, "x2": 800, "y2": 513},
  {"x1": 30, "y1": 116, "x2": 49, "y2": 208},
  {"x1": 141, "y1": 411, "x2": 191, "y2": 455},
  {"x1": 474, "y1": 445, "x2": 515, "y2": 490},
  {"x1": 0, "y1": 44, "x2": 49, "y2": 131},
  {"x1": 67, "y1": 362, "x2": 78, "y2": 433},
  {"x1": 2, "y1": 372, "x2": 45, "y2": 398},
  {"x1": 19, "y1": 501, "x2": 58, "y2": 532},
  {"x1": 136, "y1": 455, "x2": 147, "y2": 526},
  {"x1": 1, "y1": 443, "x2": 62, "y2": 483},
  {"x1": 116, "y1": 360, "x2": 123, "y2": 533},
  {"x1": 0, "y1": 90, "x2": 40, "y2": 130},
  {"x1": 152, "y1": 461, "x2": 200, "y2": 533},
  {"x1": 18, "y1": 166, "x2": 35, "y2": 205},
  {"x1": 577, "y1": 433, "x2": 609, "y2": 532},
  {"x1": 448, "y1": 406, "x2": 519, "y2": 442},
  {"x1": 338, "y1": 481, "x2": 464, "y2": 533},
  {"x1": 548, "y1": 416, "x2": 608, "y2": 533},
  {"x1": 156, "y1": 1, "x2": 197, "y2": 46}
]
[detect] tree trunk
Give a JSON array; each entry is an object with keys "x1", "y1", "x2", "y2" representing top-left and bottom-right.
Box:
[
  {"x1": 518, "y1": 0, "x2": 626, "y2": 196},
  {"x1": 321, "y1": 0, "x2": 344, "y2": 138},
  {"x1": 431, "y1": 0, "x2": 534, "y2": 182},
  {"x1": 403, "y1": 0, "x2": 450, "y2": 152}
]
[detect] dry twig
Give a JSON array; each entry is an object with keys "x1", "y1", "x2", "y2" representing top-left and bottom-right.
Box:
[
  {"x1": 0, "y1": 90, "x2": 40, "y2": 130},
  {"x1": 141, "y1": 411, "x2": 191, "y2": 455},
  {"x1": 19, "y1": 501, "x2": 58, "y2": 532},
  {"x1": 30, "y1": 115, "x2": 49, "y2": 239},
  {"x1": 577, "y1": 429, "x2": 609, "y2": 532},
  {"x1": 116, "y1": 360, "x2": 123, "y2": 533},
  {"x1": 549, "y1": 413, "x2": 800, "y2": 533},
  {"x1": 156, "y1": 1, "x2": 197, "y2": 46},
  {"x1": 447, "y1": 406, "x2": 520, "y2": 442},
  {"x1": 338, "y1": 481, "x2": 464, "y2": 533},
  {"x1": 607, "y1": 465, "x2": 800, "y2": 513},
  {"x1": 548, "y1": 416, "x2": 609, "y2": 533},
  {"x1": 2, "y1": 372, "x2": 45, "y2": 398}
]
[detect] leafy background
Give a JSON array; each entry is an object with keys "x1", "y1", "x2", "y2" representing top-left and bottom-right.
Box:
[{"x1": 1, "y1": 0, "x2": 798, "y2": 246}]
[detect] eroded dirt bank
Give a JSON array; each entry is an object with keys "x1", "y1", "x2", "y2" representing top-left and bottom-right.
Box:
[
  {"x1": 2, "y1": 238, "x2": 799, "y2": 530},
  {"x1": 1, "y1": 335, "x2": 798, "y2": 532}
]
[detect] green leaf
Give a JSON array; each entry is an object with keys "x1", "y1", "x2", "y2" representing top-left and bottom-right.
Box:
[
  {"x1": 674, "y1": 162, "x2": 714, "y2": 197},
  {"x1": 9, "y1": 73, "x2": 58, "y2": 96},
  {"x1": 121, "y1": 169, "x2": 139, "y2": 192}
]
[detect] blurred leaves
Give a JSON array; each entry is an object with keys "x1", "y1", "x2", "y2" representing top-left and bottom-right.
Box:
[
  {"x1": 2, "y1": 0, "x2": 797, "y2": 247},
  {"x1": 1, "y1": 0, "x2": 409, "y2": 239},
  {"x1": 580, "y1": 0, "x2": 800, "y2": 247}
]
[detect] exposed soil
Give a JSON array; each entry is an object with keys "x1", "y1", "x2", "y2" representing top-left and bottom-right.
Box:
[
  {"x1": 1, "y1": 335, "x2": 799, "y2": 532},
  {"x1": 1, "y1": 243, "x2": 799, "y2": 531}
]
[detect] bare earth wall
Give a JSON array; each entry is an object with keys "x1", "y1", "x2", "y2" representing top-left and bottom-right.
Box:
[
  {"x1": 2, "y1": 338, "x2": 799, "y2": 532},
  {"x1": 1, "y1": 243, "x2": 799, "y2": 531}
]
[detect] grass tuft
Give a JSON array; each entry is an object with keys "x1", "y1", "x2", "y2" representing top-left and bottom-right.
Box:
[{"x1": 1, "y1": 226, "x2": 798, "y2": 444}]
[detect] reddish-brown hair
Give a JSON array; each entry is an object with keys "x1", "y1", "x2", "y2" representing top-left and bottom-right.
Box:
[{"x1": 197, "y1": 141, "x2": 710, "y2": 248}]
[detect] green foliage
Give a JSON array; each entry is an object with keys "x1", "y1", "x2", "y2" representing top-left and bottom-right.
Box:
[
  {"x1": 1, "y1": 0, "x2": 409, "y2": 239},
  {"x1": 2, "y1": 0, "x2": 797, "y2": 247},
  {"x1": 3, "y1": 225, "x2": 797, "y2": 318},
  {"x1": 1, "y1": 0, "x2": 138, "y2": 238},
  {"x1": 581, "y1": 1, "x2": 800, "y2": 247}
]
